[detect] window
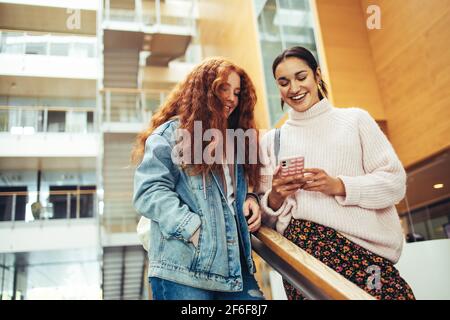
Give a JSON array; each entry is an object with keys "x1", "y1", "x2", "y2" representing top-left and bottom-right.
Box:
[
  {"x1": 0, "y1": 186, "x2": 27, "y2": 221},
  {"x1": 254, "y1": 0, "x2": 320, "y2": 127},
  {"x1": 402, "y1": 198, "x2": 450, "y2": 241}
]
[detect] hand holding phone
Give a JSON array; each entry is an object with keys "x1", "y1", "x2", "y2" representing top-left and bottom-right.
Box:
[
  {"x1": 280, "y1": 156, "x2": 304, "y2": 178},
  {"x1": 268, "y1": 156, "x2": 305, "y2": 211}
]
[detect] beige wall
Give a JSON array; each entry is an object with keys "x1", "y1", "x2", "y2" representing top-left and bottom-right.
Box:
[
  {"x1": 197, "y1": 0, "x2": 270, "y2": 129},
  {"x1": 198, "y1": 0, "x2": 450, "y2": 165},
  {"x1": 314, "y1": 0, "x2": 450, "y2": 167},
  {"x1": 361, "y1": 0, "x2": 450, "y2": 167},
  {"x1": 314, "y1": 0, "x2": 385, "y2": 120}
]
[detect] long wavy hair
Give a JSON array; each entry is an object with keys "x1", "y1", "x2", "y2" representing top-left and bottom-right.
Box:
[
  {"x1": 272, "y1": 46, "x2": 328, "y2": 109},
  {"x1": 131, "y1": 57, "x2": 261, "y2": 188}
]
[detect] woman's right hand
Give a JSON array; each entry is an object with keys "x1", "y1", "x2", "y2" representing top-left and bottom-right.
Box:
[{"x1": 268, "y1": 165, "x2": 304, "y2": 211}]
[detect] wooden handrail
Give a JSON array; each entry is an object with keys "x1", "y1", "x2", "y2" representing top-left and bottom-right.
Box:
[{"x1": 253, "y1": 226, "x2": 375, "y2": 300}]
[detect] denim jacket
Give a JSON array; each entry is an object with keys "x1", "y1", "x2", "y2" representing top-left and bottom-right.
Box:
[{"x1": 133, "y1": 119, "x2": 256, "y2": 292}]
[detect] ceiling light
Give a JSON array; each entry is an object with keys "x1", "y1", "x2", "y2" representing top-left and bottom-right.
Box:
[{"x1": 433, "y1": 183, "x2": 444, "y2": 189}]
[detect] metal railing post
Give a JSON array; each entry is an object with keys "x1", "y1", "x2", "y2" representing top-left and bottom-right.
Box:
[
  {"x1": 76, "y1": 188, "x2": 81, "y2": 219},
  {"x1": 11, "y1": 194, "x2": 17, "y2": 222},
  {"x1": 105, "y1": 0, "x2": 110, "y2": 21},
  {"x1": 66, "y1": 193, "x2": 71, "y2": 219},
  {"x1": 106, "y1": 90, "x2": 111, "y2": 123},
  {"x1": 155, "y1": 0, "x2": 161, "y2": 26},
  {"x1": 43, "y1": 108, "x2": 48, "y2": 133},
  {"x1": 17, "y1": 108, "x2": 22, "y2": 128},
  {"x1": 135, "y1": 0, "x2": 143, "y2": 23}
]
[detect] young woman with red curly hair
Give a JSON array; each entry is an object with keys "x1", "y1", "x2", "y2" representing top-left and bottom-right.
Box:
[{"x1": 132, "y1": 57, "x2": 265, "y2": 300}]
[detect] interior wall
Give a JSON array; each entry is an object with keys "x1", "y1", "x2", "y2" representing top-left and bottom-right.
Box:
[
  {"x1": 360, "y1": 0, "x2": 450, "y2": 167},
  {"x1": 197, "y1": 0, "x2": 270, "y2": 129},
  {"x1": 314, "y1": 0, "x2": 385, "y2": 120}
]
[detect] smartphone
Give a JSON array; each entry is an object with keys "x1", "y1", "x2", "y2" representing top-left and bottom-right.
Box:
[{"x1": 280, "y1": 156, "x2": 304, "y2": 178}]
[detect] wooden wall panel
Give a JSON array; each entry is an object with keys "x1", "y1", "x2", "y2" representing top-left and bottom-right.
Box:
[
  {"x1": 197, "y1": 0, "x2": 270, "y2": 129},
  {"x1": 361, "y1": 0, "x2": 450, "y2": 167},
  {"x1": 314, "y1": 0, "x2": 386, "y2": 120}
]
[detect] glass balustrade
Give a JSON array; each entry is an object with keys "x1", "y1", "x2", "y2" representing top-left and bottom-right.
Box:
[
  {"x1": 0, "y1": 187, "x2": 97, "y2": 222},
  {"x1": 0, "y1": 31, "x2": 97, "y2": 58},
  {"x1": 102, "y1": 89, "x2": 167, "y2": 124},
  {"x1": 0, "y1": 107, "x2": 96, "y2": 134},
  {"x1": 103, "y1": 0, "x2": 196, "y2": 33}
]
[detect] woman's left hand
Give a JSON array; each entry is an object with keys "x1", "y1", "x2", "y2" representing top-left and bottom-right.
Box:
[
  {"x1": 302, "y1": 168, "x2": 346, "y2": 196},
  {"x1": 243, "y1": 197, "x2": 261, "y2": 233}
]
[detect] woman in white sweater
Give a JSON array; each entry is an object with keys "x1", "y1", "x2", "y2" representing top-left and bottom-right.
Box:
[{"x1": 258, "y1": 46, "x2": 415, "y2": 300}]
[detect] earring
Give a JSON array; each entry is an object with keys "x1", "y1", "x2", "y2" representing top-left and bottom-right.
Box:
[{"x1": 318, "y1": 81, "x2": 326, "y2": 98}]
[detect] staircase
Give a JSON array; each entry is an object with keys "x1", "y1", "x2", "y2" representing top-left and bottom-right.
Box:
[
  {"x1": 102, "y1": 245, "x2": 147, "y2": 300},
  {"x1": 102, "y1": 133, "x2": 138, "y2": 233},
  {"x1": 104, "y1": 49, "x2": 140, "y2": 89}
]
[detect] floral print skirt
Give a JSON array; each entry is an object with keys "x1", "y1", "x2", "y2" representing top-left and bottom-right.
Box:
[{"x1": 282, "y1": 218, "x2": 416, "y2": 300}]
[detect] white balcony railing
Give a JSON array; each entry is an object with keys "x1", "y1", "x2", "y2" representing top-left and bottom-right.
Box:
[
  {"x1": 0, "y1": 31, "x2": 97, "y2": 58},
  {"x1": 0, "y1": 106, "x2": 97, "y2": 134},
  {"x1": 103, "y1": 0, "x2": 197, "y2": 35},
  {"x1": 102, "y1": 88, "x2": 167, "y2": 127},
  {"x1": 0, "y1": 189, "x2": 97, "y2": 223}
]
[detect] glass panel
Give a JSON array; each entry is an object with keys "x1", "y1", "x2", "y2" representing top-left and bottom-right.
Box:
[
  {"x1": 49, "y1": 43, "x2": 70, "y2": 56},
  {"x1": 145, "y1": 95, "x2": 161, "y2": 113},
  {"x1": 48, "y1": 186, "x2": 77, "y2": 219},
  {"x1": 66, "y1": 111, "x2": 88, "y2": 133},
  {"x1": 108, "y1": 8, "x2": 137, "y2": 22},
  {"x1": 87, "y1": 111, "x2": 94, "y2": 132},
  {"x1": 1, "y1": 32, "x2": 25, "y2": 54},
  {"x1": 0, "y1": 110, "x2": 9, "y2": 132},
  {"x1": 70, "y1": 43, "x2": 93, "y2": 58},
  {"x1": 0, "y1": 186, "x2": 28, "y2": 222},
  {"x1": 254, "y1": 0, "x2": 320, "y2": 127},
  {"x1": 20, "y1": 109, "x2": 39, "y2": 134},
  {"x1": 79, "y1": 186, "x2": 96, "y2": 218},
  {"x1": 403, "y1": 199, "x2": 450, "y2": 242},
  {"x1": 25, "y1": 42, "x2": 47, "y2": 55},
  {"x1": 109, "y1": 93, "x2": 139, "y2": 122},
  {"x1": 0, "y1": 31, "x2": 96, "y2": 58},
  {"x1": 47, "y1": 111, "x2": 66, "y2": 132}
]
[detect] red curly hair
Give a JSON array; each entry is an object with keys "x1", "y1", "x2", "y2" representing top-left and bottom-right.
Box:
[{"x1": 131, "y1": 57, "x2": 261, "y2": 188}]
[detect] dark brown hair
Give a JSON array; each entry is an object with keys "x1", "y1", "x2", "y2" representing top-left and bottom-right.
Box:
[{"x1": 272, "y1": 46, "x2": 328, "y2": 109}]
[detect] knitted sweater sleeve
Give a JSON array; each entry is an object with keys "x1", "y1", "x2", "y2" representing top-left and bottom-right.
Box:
[
  {"x1": 257, "y1": 130, "x2": 296, "y2": 229},
  {"x1": 335, "y1": 109, "x2": 407, "y2": 209}
]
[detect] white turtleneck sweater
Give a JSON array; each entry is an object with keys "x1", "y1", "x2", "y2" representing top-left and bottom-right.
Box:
[{"x1": 258, "y1": 98, "x2": 407, "y2": 263}]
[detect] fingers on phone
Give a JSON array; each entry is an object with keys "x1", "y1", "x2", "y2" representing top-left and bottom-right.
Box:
[{"x1": 273, "y1": 165, "x2": 281, "y2": 176}]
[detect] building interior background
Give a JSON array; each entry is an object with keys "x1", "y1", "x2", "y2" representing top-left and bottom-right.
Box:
[{"x1": 0, "y1": 0, "x2": 449, "y2": 300}]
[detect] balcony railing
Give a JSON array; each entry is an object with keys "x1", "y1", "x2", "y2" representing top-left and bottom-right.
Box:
[
  {"x1": 101, "y1": 88, "x2": 167, "y2": 124},
  {"x1": 103, "y1": 0, "x2": 196, "y2": 34},
  {"x1": 252, "y1": 226, "x2": 375, "y2": 300},
  {"x1": 0, "y1": 106, "x2": 97, "y2": 134},
  {"x1": 0, "y1": 31, "x2": 97, "y2": 58},
  {"x1": 0, "y1": 189, "x2": 97, "y2": 222}
]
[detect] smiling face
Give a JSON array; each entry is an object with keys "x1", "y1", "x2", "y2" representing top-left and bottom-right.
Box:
[
  {"x1": 274, "y1": 57, "x2": 322, "y2": 112},
  {"x1": 218, "y1": 71, "x2": 241, "y2": 118}
]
